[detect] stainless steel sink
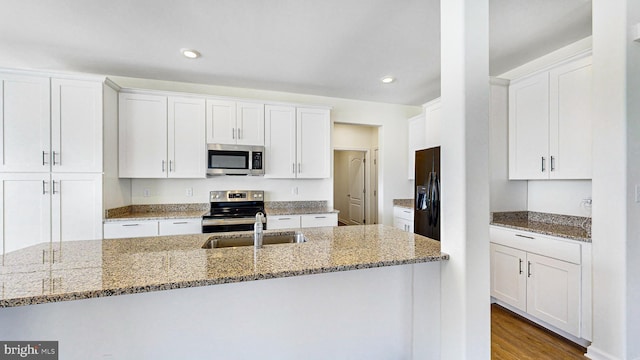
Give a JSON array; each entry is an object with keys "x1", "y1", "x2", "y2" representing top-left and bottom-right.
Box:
[{"x1": 202, "y1": 232, "x2": 306, "y2": 249}]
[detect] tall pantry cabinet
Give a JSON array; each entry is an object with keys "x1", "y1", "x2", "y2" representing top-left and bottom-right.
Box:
[{"x1": 0, "y1": 71, "x2": 116, "y2": 266}]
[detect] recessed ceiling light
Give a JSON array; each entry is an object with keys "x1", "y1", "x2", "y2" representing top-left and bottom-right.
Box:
[
  {"x1": 181, "y1": 49, "x2": 201, "y2": 59},
  {"x1": 381, "y1": 76, "x2": 395, "y2": 84}
]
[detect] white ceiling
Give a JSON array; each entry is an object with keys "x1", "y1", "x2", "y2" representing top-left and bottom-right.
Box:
[{"x1": 0, "y1": 0, "x2": 591, "y2": 105}]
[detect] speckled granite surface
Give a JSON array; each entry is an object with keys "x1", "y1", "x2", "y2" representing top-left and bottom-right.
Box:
[
  {"x1": 491, "y1": 211, "x2": 591, "y2": 242},
  {"x1": 105, "y1": 204, "x2": 209, "y2": 222},
  {"x1": 265, "y1": 201, "x2": 339, "y2": 216},
  {"x1": 0, "y1": 225, "x2": 447, "y2": 307},
  {"x1": 393, "y1": 199, "x2": 413, "y2": 209}
]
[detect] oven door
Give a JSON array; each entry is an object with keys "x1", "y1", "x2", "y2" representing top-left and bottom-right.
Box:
[{"x1": 202, "y1": 217, "x2": 267, "y2": 233}]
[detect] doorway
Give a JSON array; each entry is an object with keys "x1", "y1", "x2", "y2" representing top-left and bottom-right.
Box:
[{"x1": 334, "y1": 150, "x2": 367, "y2": 225}]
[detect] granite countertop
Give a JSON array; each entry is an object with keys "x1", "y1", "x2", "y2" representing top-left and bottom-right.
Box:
[
  {"x1": 264, "y1": 201, "x2": 339, "y2": 216},
  {"x1": 104, "y1": 204, "x2": 209, "y2": 222},
  {"x1": 490, "y1": 211, "x2": 591, "y2": 242},
  {"x1": 0, "y1": 225, "x2": 447, "y2": 307},
  {"x1": 393, "y1": 199, "x2": 413, "y2": 209}
]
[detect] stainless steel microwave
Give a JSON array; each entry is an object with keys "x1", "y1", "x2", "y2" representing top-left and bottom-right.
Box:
[{"x1": 206, "y1": 144, "x2": 265, "y2": 176}]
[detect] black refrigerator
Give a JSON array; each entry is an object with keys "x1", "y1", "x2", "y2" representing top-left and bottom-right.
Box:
[{"x1": 414, "y1": 146, "x2": 440, "y2": 241}]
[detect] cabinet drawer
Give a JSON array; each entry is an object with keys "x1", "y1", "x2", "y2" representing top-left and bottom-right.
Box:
[
  {"x1": 158, "y1": 219, "x2": 202, "y2": 236},
  {"x1": 301, "y1": 213, "x2": 337, "y2": 228},
  {"x1": 393, "y1": 206, "x2": 414, "y2": 221},
  {"x1": 490, "y1": 226, "x2": 581, "y2": 264},
  {"x1": 103, "y1": 221, "x2": 158, "y2": 239},
  {"x1": 267, "y1": 215, "x2": 301, "y2": 230}
]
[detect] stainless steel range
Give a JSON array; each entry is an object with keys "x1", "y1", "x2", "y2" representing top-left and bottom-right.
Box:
[{"x1": 202, "y1": 190, "x2": 266, "y2": 233}]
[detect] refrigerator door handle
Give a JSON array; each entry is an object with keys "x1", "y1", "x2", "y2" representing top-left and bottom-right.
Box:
[
  {"x1": 431, "y1": 175, "x2": 440, "y2": 226},
  {"x1": 426, "y1": 173, "x2": 433, "y2": 225}
]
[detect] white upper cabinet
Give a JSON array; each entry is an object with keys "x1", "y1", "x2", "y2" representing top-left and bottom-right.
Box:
[
  {"x1": 264, "y1": 105, "x2": 330, "y2": 179},
  {"x1": 119, "y1": 93, "x2": 205, "y2": 179},
  {"x1": 264, "y1": 105, "x2": 296, "y2": 178},
  {"x1": 168, "y1": 97, "x2": 206, "y2": 178},
  {"x1": 509, "y1": 53, "x2": 592, "y2": 180},
  {"x1": 548, "y1": 56, "x2": 593, "y2": 179},
  {"x1": 0, "y1": 75, "x2": 50, "y2": 173},
  {"x1": 119, "y1": 93, "x2": 168, "y2": 178},
  {"x1": 51, "y1": 79, "x2": 103, "y2": 173},
  {"x1": 296, "y1": 108, "x2": 330, "y2": 179},
  {"x1": 206, "y1": 99, "x2": 264, "y2": 146},
  {"x1": 424, "y1": 99, "x2": 442, "y2": 149},
  {"x1": 407, "y1": 114, "x2": 425, "y2": 180}
]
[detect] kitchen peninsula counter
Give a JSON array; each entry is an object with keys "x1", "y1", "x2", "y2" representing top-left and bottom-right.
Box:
[{"x1": 0, "y1": 225, "x2": 447, "y2": 307}]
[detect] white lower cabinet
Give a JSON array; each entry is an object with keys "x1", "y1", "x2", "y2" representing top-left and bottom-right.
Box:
[
  {"x1": 393, "y1": 206, "x2": 414, "y2": 232},
  {"x1": 490, "y1": 226, "x2": 587, "y2": 340},
  {"x1": 104, "y1": 218, "x2": 202, "y2": 239},
  {"x1": 267, "y1": 213, "x2": 337, "y2": 230},
  {"x1": 1, "y1": 173, "x2": 102, "y2": 267},
  {"x1": 158, "y1": 219, "x2": 202, "y2": 236}
]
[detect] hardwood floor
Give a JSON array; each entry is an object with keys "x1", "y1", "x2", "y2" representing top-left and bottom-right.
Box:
[{"x1": 492, "y1": 304, "x2": 587, "y2": 359}]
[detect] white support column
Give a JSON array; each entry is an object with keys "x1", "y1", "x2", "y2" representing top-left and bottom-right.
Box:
[
  {"x1": 588, "y1": 1, "x2": 640, "y2": 359},
  {"x1": 439, "y1": 0, "x2": 490, "y2": 359}
]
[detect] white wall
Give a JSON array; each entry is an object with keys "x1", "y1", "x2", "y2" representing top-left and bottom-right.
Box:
[
  {"x1": 528, "y1": 180, "x2": 592, "y2": 217},
  {"x1": 489, "y1": 79, "x2": 528, "y2": 212},
  {"x1": 110, "y1": 76, "x2": 421, "y2": 225},
  {"x1": 102, "y1": 83, "x2": 131, "y2": 210},
  {"x1": 0, "y1": 263, "x2": 441, "y2": 360}
]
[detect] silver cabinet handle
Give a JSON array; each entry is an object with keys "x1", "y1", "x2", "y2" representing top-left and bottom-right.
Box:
[
  {"x1": 550, "y1": 156, "x2": 555, "y2": 171},
  {"x1": 279, "y1": 217, "x2": 292, "y2": 220},
  {"x1": 315, "y1": 216, "x2": 327, "y2": 219},
  {"x1": 52, "y1": 151, "x2": 59, "y2": 165},
  {"x1": 515, "y1": 234, "x2": 535, "y2": 240},
  {"x1": 173, "y1": 221, "x2": 188, "y2": 224},
  {"x1": 238, "y1": 128, "x2": 242, "y2": 139},
  {"x1": 232, "y1": 128, "x2": 236, "y2": 139},
  {"x1": 292, "y1": 163, "x2": 295, "y2": 174},
  {"x1": 42, "y1": 151, "x2": 49, "y2": 166},
  {"x1": 298, "y1": 163, "x2": 301, "y2": 173},
  {"x1": 162, "y1": 160, "x2": 165, "y2": 172},
  {"x1": 42, "y1": 249, "x2": 46, "y2": 264},
  {"x1": 52, "y1": 180, "x2": 58, "y2": 195},
  {"x1": 169, "y1": 160, "x2": 173, "y2": 172},
  {"x1": 123, "y1": 224, "x2": 139, "y2": 227},
  {"x1": 519, "y1": 259, "x2": 523, "y2": 274},
  {"x1": 403, "y1": 210, "x2": 410, "y2": 214},
  {"x1": 527, "y1": 261, "x2": 532, "y2": 278},
  {"x1": 541, "y1": 156, "x2": 545, "y2": 172},
  {"x1": 42, "y1": 180, "x2": 48, "y2": 195}
]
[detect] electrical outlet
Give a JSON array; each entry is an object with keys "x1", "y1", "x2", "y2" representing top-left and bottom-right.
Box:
[
  {"x1": 143, "y1": 189, "x2": 150, "y2": 197},
  {"x1": 186, "y1": 188, "x2": 193, "y2": 197}
]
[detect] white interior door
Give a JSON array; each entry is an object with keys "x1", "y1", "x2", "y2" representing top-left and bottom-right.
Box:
[{"x1": 348, "y1": 152, "x2": 365, "y2": 225}]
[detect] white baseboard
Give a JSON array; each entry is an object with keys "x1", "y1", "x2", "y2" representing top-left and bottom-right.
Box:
[{"x1": 585, "y1": 346, "x2": 622, "y2": 360}]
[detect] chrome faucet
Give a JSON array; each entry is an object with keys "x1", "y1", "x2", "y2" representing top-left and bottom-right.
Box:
[{"x1": 254, "y1": 212, "x2": 264, "y2": 248}]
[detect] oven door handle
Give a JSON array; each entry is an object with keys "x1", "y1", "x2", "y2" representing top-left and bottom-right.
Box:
[{"x1": 202, "y1": 217, "x2": 266, "y2": 226}]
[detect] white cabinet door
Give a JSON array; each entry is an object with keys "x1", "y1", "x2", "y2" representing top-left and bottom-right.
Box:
[
  {"x1": 301, "y1": 213, "x2": 337, "y2": 228},
  {"x1": 51, "y1": 79, "x2": 103, "y2": 173},
  {"x1": 236, "y1": 102, "x2": 264, "y2": 146},
  {"x1": 508, "y1": 72, "x2": 550, "y2": 180},
  {"x1": 526, "y1": 252, "x2": 580, "y2": 336},
  {"x1": 103, "y1": 221, "x2": 159, "y2": 239},
  {"x1": 407, "y1": 114, "x2": 425, "y2": 180},
  {"x1": 549, "y1": 56, "x2": 592, "y2": 179},
  {"x1": 0, "y1": 173, "x2": 51, "y2": 261},
  {"x1": 158, "y1": 219, "x2": 202, "y2": 236},
  {"x1": 264, "y1": 105, "x2": 297, "y2": 178},
  {"x1": 119, "y1": 93, "x2": 168, "y2": 178},
  {"x1": 394, "y1": 217, "x2": 413, "y2": 232},
  {"x1": 51, "y1": 173, "x2": 103, "y2": 246},
  {"x1": 296, "y1": 108, "x2": 330, "y2": 179},
  {"x1": 168, "y1": 97, "x2": 206, "y2": 178},
  {"x1": 424, "y1": 99, "x2": 441, "y2": 149},
  {"x1": 0, "y1": 75, "x2": 50, "y2": 173},
  {"x1": 490, "y1": 243, "x2": 527, "y2": 312},
  {"x1": 206, "y1": 99, "x2": 236, "y2": 145},
  {"x1": 267, "y1": 215, "x2": 301, "y2": 230}
]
